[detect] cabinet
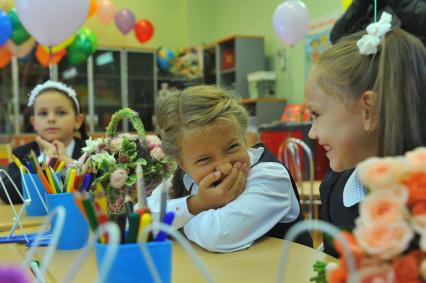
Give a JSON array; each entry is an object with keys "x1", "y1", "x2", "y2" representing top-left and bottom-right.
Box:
[{"x1": 202, "y1": 36, "x2": 265, "y2": 98}]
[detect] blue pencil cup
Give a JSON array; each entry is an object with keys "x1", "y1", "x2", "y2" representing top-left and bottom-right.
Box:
[
  {"x1": 95, "y1": 240, "x2": 172, "y2": 283},
  {"x1": 22, "y1": 173, "x2": 48, "y2": 216},
  {"x1": 46, "y1": 192, "x2": 89, "y2": 250}
]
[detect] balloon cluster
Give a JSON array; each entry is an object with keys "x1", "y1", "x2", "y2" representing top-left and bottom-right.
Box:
[
  {"x1": 96, "y1": 0, "x2": 154, "y2": 44},
  {"x1": 0, "y1": 0, "x2": 155, "y2": 68},
  {"x1": 272, "y1": 0, "x2": 310, "y2": 46}
]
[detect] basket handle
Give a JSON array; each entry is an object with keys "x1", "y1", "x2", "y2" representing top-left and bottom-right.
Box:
[{"x1": 105, "y1": 108, "x2": 146, "y2": 138}]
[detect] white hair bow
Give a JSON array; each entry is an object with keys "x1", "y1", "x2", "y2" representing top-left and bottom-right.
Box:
[{"x1": 356, "y1": 12, "x2": 392, "y2": 55}]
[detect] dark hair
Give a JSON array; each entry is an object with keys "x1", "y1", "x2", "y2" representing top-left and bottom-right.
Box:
[
  {"x1": 30, "y1": 87, "x2": 88, "y2": 140},
  {"x1": 316, "y1": 28, "x2": 426, "y2": 156}
]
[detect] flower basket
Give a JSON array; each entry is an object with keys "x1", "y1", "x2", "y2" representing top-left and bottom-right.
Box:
[{"x1": 82, "y1": 108, "x2": 176, "y2": 214}]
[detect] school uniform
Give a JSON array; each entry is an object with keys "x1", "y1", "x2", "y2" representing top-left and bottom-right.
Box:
[
  {"x1": 147, "y1": 144, "x2": 312, "y2": 252},
  {"x1": 0, "y1": 138, "x2": 85, "y2": 204},
  {"x1": 319, "y1": 168, "x2": 368, "y2": 257}
]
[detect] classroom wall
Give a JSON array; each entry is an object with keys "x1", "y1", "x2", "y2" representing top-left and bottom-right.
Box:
[{"x1": 85, "y1": 0, "x2": 344, "y2": 103}]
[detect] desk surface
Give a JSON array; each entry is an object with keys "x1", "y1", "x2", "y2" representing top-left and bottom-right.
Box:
[
  {"x1": 0, "y1": 204, "x2": 45, "y2": 232},
  {"x1": 6, "y1": 237, "x2": 335, "y2": 283}
]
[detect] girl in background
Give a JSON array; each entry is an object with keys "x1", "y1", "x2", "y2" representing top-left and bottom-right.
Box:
[{"x1": 0, "y1": 80, "x2": 88, "y2": 203}]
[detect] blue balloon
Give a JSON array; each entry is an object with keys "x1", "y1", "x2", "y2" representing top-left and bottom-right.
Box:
[
  {"x1": 157, "y1": 48, "x2": 175, "y2": 71},
  {"x1": 0, "y1": 10, "x2": 12, "y2": 46}
]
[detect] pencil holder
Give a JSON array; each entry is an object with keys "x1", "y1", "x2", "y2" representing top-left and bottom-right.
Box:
[
  {"x1": 46, "y1": 192, "x2": 89, "y2": 250},
  {"x1": 94, "y1": 240, "x2": 172, "y2": 283},
  {"x1": 22, "y1": 173, "x2": 48, "y2": 216}
]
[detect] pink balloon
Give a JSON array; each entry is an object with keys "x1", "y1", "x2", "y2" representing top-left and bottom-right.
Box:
[
  {"x1": 115, "y1": 9, "x2": 135, "y2": 35},
  {"x1": 273, "y1": 0, "x2": 310, "y2": 46},
  {"x1": 96, "y1": 0, "x2": 116, "y2": 24},
  {"x1": 15, "y1": 0, "x2": 89, "y2": 47}
]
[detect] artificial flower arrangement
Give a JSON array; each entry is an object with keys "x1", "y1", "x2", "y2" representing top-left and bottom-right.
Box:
[
  {"x1": 81, "y1": 108, "x2": 176, "y2": 214},
  {"x1": 313, "y1": 147, "x2": 426, "y2": 283}
]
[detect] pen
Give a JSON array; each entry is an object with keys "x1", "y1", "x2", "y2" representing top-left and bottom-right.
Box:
[
  {"x1": 154, "y1": 211, "x2": 175, "y2": 241},
  {"x1": 55, "y1": 160, "x2": 65, "y2": 172},
  {"x1": 138, "y1": 212, "x2": 152, "y2": 242},
  {"x1": 126, "y1": 212, "x2": 140, "y2": 243},
  {"x1": 158, "y1": 181, "x2": 168, "y2": 223},
  {"x1": 29, "y1": 260, "x2": 46, "y2": 283}
]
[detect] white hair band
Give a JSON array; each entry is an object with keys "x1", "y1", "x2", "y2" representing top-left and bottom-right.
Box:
[
  {"x1": 356, "y1": 12, "x2": 392, "y2": 56},
  {"x1": 27, "y1": 80, "x2": 80, "y2": 113}
]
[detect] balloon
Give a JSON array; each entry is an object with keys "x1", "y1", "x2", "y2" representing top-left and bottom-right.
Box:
[
  {"x1": 0, "y1": 10, "x2": 12, "y2": 45},
  {"x1": 41, "y1": 35, "x2": 75, "y2": 54},
  {"x1": 15, "y1": 0, "x2": 89, "y2": 47},
  {"x1": 273, "y1": 0, "x2": 310, "y2": 46},
  {"x1": 36, "y1": 44, "x2": 65, "y2": 67},
  {"x1": 0, "y1": 45, "x2": 12, "y2": 68},
  {"x1": 115, "y1": 9, "x2": 135, "y2": 35},
  {"x1": 8, "y1": 9, "x2": 31, "y2": 45},
  {"x1": 80, "y1": 28, "x2": 97, "y2": 53},
  {"x1": 67, "y1": 29, "x2": 95, "y2": 65},
  {"x1": 157, "y1": 47, "x2": 174, "y2": 71},
  {"x1": 87, "y1": 0, "x2": 97, "y2": 18},
  {"x1": 5, "y1": 37, "x2": 35, "y2": 58},
  {"x1": 342, "y1": 0, "x2": 352, "y2": 11},
  {"x1": 0, "y1": 0, "x2": 14, "y2": 12},
  {"x1": 96, "y1": 0, "x2": 115, "y2": 24},
  {"x1": 134, "y1": 19, "x2": 154, "y2": 44}
]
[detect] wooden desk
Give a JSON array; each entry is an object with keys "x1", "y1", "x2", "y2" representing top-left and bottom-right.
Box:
[
  {"x1": 12, "y1": 237, "x2": 335, "y2": 283},
  {"x1": 0, "y1": 204, "x2": 45, "y2": 232}
]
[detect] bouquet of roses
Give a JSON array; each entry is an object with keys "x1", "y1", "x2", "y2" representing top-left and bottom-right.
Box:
[
  {"x1": 81, "y1": 108, "x2": 176, "y2": 214},
  {"x1": 312, "y1": 147, "x2": 426, "y2": 283}
]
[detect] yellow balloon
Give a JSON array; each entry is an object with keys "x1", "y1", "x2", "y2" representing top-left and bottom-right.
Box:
[
  {"x1": 41, "y1": 35, "x2": 76, "y2": 54},
  {"x1": 341, "y1": 0, "x2": 352, "y2": 11},
  {"x1": 0, "y1": 0, "x2": 14, "y2": 12}
]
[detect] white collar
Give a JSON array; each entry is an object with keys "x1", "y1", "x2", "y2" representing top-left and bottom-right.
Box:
[
  {"x1": 38, "y1": 138, "x2": 76, "y2": 163},
  {"x1": 183, "y1": 146, "x2": 264, "y2": 190},
  {"x1": 343, "y1": 168, "x2": 367, "y2": 207}
]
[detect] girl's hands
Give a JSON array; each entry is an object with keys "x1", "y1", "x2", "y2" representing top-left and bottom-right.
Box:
[
  {"x1": 35, "y1": 136, "x2": 74, "y2": 164},
  {"x1": 187, "y1": 162, "x2": 249, "y2": 215}
]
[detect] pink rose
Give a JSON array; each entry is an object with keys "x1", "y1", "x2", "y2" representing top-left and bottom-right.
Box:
[
  {"x1": 146, "y1": 135, "x2": 162, "y2": 150},
  {"x1": 358, "y1": 157, "x2": 405, "y2": 190},
  {"x1": 109, "y1": 137, "x2": 123, "y2": 152},
  {"x1": 150, "y1": 147, "x2": 165, "y2": 160},
  {"x1": 405, "y1": 147, "x2": 426, "y2": 173},
  {"x1": 354, "y1": 221, "x2": 414, "y2": 260},
  {"x1": 110, "y1": 168, "x2": 127, "y2": 189},
  {"x1": 359, "y1": 188, "x2": 407, "y2": 226}
]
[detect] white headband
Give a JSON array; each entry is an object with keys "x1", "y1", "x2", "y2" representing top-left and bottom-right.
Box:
[
  {"x1": 28, "y1": 80, "x2": 80, "y2": 113},
  {"x1": 357, "y1": 12, "x2": 392, "y2": 55}
]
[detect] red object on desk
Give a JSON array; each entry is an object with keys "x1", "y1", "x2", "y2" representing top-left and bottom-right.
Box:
[{"x1": 259, "y1": 126, "x2": 328, "y2": 180}]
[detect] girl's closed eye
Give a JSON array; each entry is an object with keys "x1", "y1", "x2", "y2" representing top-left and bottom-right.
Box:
[
  {"x1": 227, "y1": 143, "x2": 240, "y2": 152},
  {"x1": 196, "y1": 157, "x2": 210, "y2": 164}
]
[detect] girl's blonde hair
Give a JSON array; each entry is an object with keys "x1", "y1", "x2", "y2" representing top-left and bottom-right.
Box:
[
  {"x1": 315, "y1": 28, "x2": 426, "y2": 156},
  {"x1": 156, "y1": 85, "x2": 249, "y2": 161}
]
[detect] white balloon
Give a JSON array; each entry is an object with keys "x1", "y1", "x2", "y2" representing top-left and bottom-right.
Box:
[
  {"x1": 15, "y1": 0, "x2": 90, "y2": 47},
  {"x1": 273, "y1": 0, "x2": 310, "y2": 46}
]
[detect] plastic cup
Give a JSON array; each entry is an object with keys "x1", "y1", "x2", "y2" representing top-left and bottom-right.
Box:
[
  {"x1": 22, "y1": 173, "x2": 48, "y2": 216},
  {"x1": 46, "y1": 192, "x2": 89, "y2": 250},
  {"x1": 94, "y1": 240, "x2": 172, "y2": 283}
]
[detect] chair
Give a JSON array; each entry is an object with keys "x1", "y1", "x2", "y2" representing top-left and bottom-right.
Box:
[
  {"x1": 277, "y1": 137, "x2": 320, "y2": 221},
  {"x1": 0, "y1": 144, "x2": 12, "y2": 169}
]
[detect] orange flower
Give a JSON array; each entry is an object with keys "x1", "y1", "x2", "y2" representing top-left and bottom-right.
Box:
[
  {"x1": 354, "y1": 221, "x2": 414, "y2": 260},
  {"x1": 393, "y1": 252, "x2": 420, "y2": 283},
  {"x1": 405, "y1": 147, "x2": 426, "y2": 173},
  {"x1": 358, "y1": 259, "x2": 394, "y2": 283},
  {"x1": 334, "y1": 231, "x2": 364, "y2": 267},
  {"x1": 327, "y1": 265, "x2": 347, "y2": 283},
  {"x1": 358, "y1": 157, "x2": 405, "y2": 190},
  {"x1": 359, "y1": 189, "x2": 406, "y2": 226},
  {"x1": 402, "y1": 172, "x2": 426, "y2": 205},
  {"x1": 412, "y1": 202, "x2": 426, "y2": 215}
]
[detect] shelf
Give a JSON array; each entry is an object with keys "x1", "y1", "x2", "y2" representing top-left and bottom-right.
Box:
[
  {"x1": 220, "y1": 68, "x2": 236, "y2": 75},
  {"x1": 241, "y1": 97, "x2": 287, "y2": 104}
]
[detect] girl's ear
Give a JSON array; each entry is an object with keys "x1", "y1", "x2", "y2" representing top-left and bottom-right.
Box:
[
  {"x1": 73, "y1": 113, "x2": 84, "y2": 130},
  {"x1": 358, "y1": 90, "x2": 377, "y2": 132}
]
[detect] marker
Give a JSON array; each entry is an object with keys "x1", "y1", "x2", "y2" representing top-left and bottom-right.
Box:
[
  {"x1": 154, "y1": 211, "x2": 175, "y2": 241},
  {"x1": 138, "y1": 212, "x2": 152, "y2": 242}
]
